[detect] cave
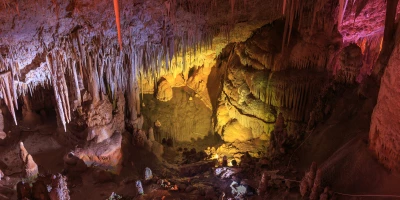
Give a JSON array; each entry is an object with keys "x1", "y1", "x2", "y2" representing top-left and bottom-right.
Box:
[{"x1": 0, "y1": 0, "x2": 399, "y2": 199}]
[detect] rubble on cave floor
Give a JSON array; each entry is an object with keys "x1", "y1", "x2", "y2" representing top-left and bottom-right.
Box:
[{"x1": 0, "y1": 122, "x2": 322, "y2": 200}]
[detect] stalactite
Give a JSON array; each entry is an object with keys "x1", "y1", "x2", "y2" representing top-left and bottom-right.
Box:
[
  {"x1": 71, "y1": 61, "x2": 81, "y2": 107},
  {"x1": 338, "y1": 0, "x2": 349, "y2": 30},
  {"x1": 46, "y1": 52, "x2": 71, "y2": 132},
  {"x1": 0, "y1": 71, "x2": 18, "y2": 124}
]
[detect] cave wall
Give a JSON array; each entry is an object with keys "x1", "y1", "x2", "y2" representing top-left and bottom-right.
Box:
[
  {"x1": 213, "y1": 21, "x2": 328, "y2": 143},
  {"x1": 142, "y1": 87, "x2": 212, "y2": 143},
  {"x1": 369, "y1": 24, "x2": 400, "y2": 172}
]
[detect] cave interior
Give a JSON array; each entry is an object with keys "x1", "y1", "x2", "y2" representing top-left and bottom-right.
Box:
[{"x1": 0, "y1": 0, "x2": 400, "y2": 199}]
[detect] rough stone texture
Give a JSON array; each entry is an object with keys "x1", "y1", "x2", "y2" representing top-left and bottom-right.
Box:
[
  {"x1": 179, "y1": 160, "x2": 214, "y2": 176},
  {"x1": 214, "y1": 167, "x2": 242, "y2": 179},
  {"x1": 300, "y1": 162, "x2": 317, "y2": 198},
  {"x1": 215, "y1": 22, "x2": 327, "y2": 143},
  {"x1": 19, "y1": 142, "x2": 29, "y2": 163},
  {"x1": 17, "y1": 181, "x2": 32, "y2": 200},
  {"x1": 336, "y1": 44, "x2": 363, "y2": 84},
  {"x1": 114, "y1": 91, "x2": 126, "y2": 132},
  {"x1": 369, "y1": 25, "x2": 400, "y2": 172},
  {"x1": 0, "y1": 109, "x2": 6, "y2": 140},
  {"x1": 63, "y1": 152, "x2": 88, "y2": 173},
  {"x1": 32, "y1": 180, "x2": 50, "y2": 200},
  {"x1": 156, "y1": 79, "x2": 173, "y2": 102},
  {"x1": 74, "y1": 132, "x2": 123, "y2": 173},
  {"x1": 49, "y1": 174, "x2": 70, "y2": 200},
  {"x1": 86, "y1": 99, "x2": 113, "y2": 128},
  {"x1": 142, "y1": 87, "x2": 212, "y2": 142},
  {"x1": 132, "y1": 129, "x2": 147, "y2": 147},
  {"x1": 24, "y1": 154, "x2": 39, "y2": 179}
]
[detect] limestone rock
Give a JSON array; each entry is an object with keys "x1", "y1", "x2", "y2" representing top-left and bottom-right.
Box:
[
  {"x1": 87, "y1": 122, "x2": 115, "y2": 144},
  {"x1": 48, "y1": 174, "x2": 70, "y2": 200},
  {"x1": 25, "y1": 154, "x2": 39, "y2": 179},
  {"x1": 148, "y1": 127, "x2": 155, "y2": 141},
  {"x1": 257, "y1": 171, "x2": 268, "y2": 196},
  {"x1": 113, "y1": 91, "x2": 126, "y2": 132},
  {"x1": 370, "y1": 31, "x2": 400, "y2": 172},
  {"x1": 0, "y1": 131, "x2": 5, "y2": 140},
  {"x1": 309, "y1": 169, "x2": 322, "y2": 200},
  {"x1": 132, "y1": 130, "x2": 147, "y2": 147},
  {"x1": 20, "y1": 142, "x2": 29, "y2": 163},
  {"x1": 222, "y1": 120, "x2": 253, "y2": 142},
  {"x1": 32, "y1": 180, "x2": 50, "y2": 200},
  {"x1": 214, "y1": 167, "x2": 242, "y2": 179},
  {"x1": 0, "y1": 110, "x2": 5, "y2": 140},
  {"x1": 17, "y1": 181, "x2": 32, "y2": 200},
  {"x1": 63, "y1": 152, "x2": 88, "y2": 173},
  {"x1": 86, "y1": 99, "x2": 113, "y2": 127},
  {"x1": 144, "y1": 167, "x2": 153, "y2": 181},
  {"x1": 300, "y1": 162, "x2": 317, "y2": 198},
  {"x1": 136, "y1": 180, "x2": 144, "y2": 195},
  {"x1": 179, "y1": 161, "x2": 214, "y2": 176},
  {"x1": 74, "y1": 132, "x2": 123, "y2": 174},
  {"x1": 156, "y1": 79, "x2": 173, "y2": 102},
  {"x1": 337, "y1": 43, "x2": 363, "y2": 84}
]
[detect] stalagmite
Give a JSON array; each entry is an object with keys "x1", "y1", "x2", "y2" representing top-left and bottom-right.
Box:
[
  {"x1": 20, "y1": 142, "x2": 28, "y2": 163},
  {"x1": 309, "y1": 169, "x2": 322, "y2": 200},
  {"x1": 136, "y1": 180, "x2": 144, "y2": 195},
  {"x1": 257, "y1": 171, "x2": 268, "y2": 196},
  {"x1": 144, "y1": 167, "x2": 153, "y2": 180},
  {"x1": 148, "y1": 127, "x2": 155, "y2": 141},
  {"x1": 24, "y1": 154, "x2": 38, "y2": 179}
]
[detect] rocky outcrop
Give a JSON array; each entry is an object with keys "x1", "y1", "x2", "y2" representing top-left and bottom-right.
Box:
[
  {"x1": 16, "y1": 174, "x2": 70, "y2": 200},
  {"x1": 336, "y1": 44, "x2": 363, "y2": 84},
  {"x1": 49, "y1": 174, "x2": 70, "y2": 200},
  {"x1": 215, "y1": 22, "x2": 327, "y2": 144},
  {"x1": 71, "y1": 94, "x2": 124, "y2": 173},
  {"x1": 142, "y1": 87, "x2": 212, "y2": 142},
  {"x1": 74, "y1": 131, "x2": 123, "y2": 173},
  {"x1": 156, "y1": 79, "x2": 173, "y2": 102}
]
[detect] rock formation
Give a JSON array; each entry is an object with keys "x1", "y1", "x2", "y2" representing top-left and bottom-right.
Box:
[
  {"x1": 144, "y1": 167, "x2": 153, "y2": 181},
  {"x1": 369, "y1": 19, "x2": 400, "y2": 172},
  {"x1": 300, "y1": 162, "x2": 317, "y2": 198},
  {"x1": 19, "y1": 142, "x2": 29, "y2": 163},
  {"x1": 19, "y1": 142, "x2": 39, "y2": 179},
  {"x1": 0, "y1": 109, "x2": 6, "y2": 140},
  {"x1": 257, "y1": 171, "x2": 269, "y2": 196},
  {"x1": 309, "y1": 169, "x2": 322, "y2": 200},
  {"x1": 337, "y1": 44, "x2": 363, "y2": 84},
  {"x1": 48, "y1": 174, "x2": 70, "y2": 200},
  {"x1": 24, "y1": 154, "x2": 39, "y2": 179},
  {"x1": 156, "y1": 79, "x2": 173, "y2": 102}
]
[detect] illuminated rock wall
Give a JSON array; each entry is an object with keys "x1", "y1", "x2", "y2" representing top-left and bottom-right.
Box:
[
  {"x1": 214, "y1": 21, "x2": 327, "y2": 142},
  {"x1": 369, "y1": 25, "x2": 400, "y2": 172}
]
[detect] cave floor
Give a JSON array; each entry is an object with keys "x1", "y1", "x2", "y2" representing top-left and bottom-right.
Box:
[
  {"x1": 2, "y1": 87, "x2": 400, "y2": 200},
  {"x1": 0, "y1": 122, "x2": 303, "y2": 200}
]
